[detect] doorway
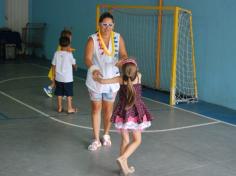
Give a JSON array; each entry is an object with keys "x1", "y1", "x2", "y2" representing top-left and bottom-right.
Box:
[{"x1": 5, "y1": 0, "x2": 29, "y2": 34}]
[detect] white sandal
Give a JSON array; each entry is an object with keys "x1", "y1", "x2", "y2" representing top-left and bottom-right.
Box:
[
  {"x1": 88, "y1": 140, "x2": 102, "y2": 151},
  {"x1": 102, "y1": 134, "x2": 112, "y2": 146}
]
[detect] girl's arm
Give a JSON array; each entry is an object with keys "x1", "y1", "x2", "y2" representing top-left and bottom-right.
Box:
[{"x1": 94, "y1": 76, "x2": 123, "y2": 84}]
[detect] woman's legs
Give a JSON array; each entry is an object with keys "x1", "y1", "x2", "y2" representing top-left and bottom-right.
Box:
[
  {"x1": 102, "y1": 100, "x2": 114, "y2": 135},
  {"x1": 88, "y1": 101, "x2": 102, "y2": 151},
  {"x1": 88, "y1": 90, "x2": 115, "y2": 149},
  {"x1": 91, "y1": 101, "x2": 102, "y2": 142}
]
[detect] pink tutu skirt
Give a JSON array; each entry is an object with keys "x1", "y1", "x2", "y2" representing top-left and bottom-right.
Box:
[{"x1": 113, "y1": 115, "x2": 151, "y2": 131}]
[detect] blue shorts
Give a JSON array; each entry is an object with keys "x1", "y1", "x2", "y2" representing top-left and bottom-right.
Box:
[
  {"x1": 88, "y1": 89, "x2": 117, "y2": 102},
  {"x1": 55, "y1": 81, "x2": 73, "y2": 96}
]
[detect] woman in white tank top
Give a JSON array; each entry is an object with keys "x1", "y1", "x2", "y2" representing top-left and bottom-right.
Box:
[{"x1": 85, "y1": 12, "x2": 128, "y2": 151}]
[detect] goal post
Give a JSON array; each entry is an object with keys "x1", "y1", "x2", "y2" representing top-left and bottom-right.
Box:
[{"x1": 97, "y1": 5, "x2": 198, "y2": 105}]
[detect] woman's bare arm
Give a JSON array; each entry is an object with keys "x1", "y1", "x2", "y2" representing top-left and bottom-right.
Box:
[
  {"x1": 84, "y1": 37, "x2": 94, "y2": 68},
  {"x1": 84, "y1": 37, "x2": 102, "y2": 77}
]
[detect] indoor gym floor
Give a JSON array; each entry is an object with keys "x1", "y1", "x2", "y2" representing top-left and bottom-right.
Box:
[{"x1": 0, "y1": 60, "x2": 236, "y2": 176}]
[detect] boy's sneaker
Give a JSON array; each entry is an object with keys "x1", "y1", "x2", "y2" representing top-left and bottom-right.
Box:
[{"x1": 43, "y1": 86, "x2": 53, "y2": 98}]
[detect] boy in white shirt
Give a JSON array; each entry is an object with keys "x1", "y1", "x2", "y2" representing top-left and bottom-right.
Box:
[{"x1": 52, "y1": 36, "x2": 77, "y2": 113}]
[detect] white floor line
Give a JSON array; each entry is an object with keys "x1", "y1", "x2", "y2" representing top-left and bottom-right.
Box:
[
  {"x1": 143, "y1": 96, "x2": 236, "y2": 128},
  {"x1": 0, "y1": 89, "x2": 221, "y2": 133},
  {"x1": 144, "y1": 121, "x2": 220, "y2": 133},
  {"x1": 29, "y1": 63, "x2": 236, "y2": 126},
  {"x1": 0, "y1": 76, "x2": 47, "y2": 84},
  {"x1": 2, "y1": 64, "x2": 236, "y2": 128},
  {"x1": 0, "y1": 90, "x2": 93, "y2": 130}
]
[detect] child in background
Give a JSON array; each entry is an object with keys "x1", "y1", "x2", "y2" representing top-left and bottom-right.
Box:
[
  {"x1": 52, "y1": 36, "x2": 77, "y2": 113},
  {"x1": 43, "y1": 29, "x2": 75, "y2": 97},
  {"x1": 94, "y1": 58, "x2": 153, "y2": 175}
]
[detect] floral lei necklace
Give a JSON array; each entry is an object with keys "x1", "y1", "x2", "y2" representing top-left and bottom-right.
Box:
[{"x1": 98, "y1": 30, "x2": 115, "y2": 56}]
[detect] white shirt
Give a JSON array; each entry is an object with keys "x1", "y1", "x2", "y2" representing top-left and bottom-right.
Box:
[
  {"x1": 52, "y1": 50, "x2": 76, "y2": 83},
  {"x1": 86, "y1": 32, "x2": 120, "y2": 93}
]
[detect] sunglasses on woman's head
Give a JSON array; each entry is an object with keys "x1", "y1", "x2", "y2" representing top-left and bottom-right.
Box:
[{"x1": 100, "y1": 23, "x2": 114, "y2": 27}]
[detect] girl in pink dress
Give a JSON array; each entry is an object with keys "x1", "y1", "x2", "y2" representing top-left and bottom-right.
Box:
[{"x1": 94, "y1": 57, "x2": 153, "y2": 176}]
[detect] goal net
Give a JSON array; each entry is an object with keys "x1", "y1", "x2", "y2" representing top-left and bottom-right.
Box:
[{"x1": 97, "y1": 5, "x2": 198, "y2": 105}]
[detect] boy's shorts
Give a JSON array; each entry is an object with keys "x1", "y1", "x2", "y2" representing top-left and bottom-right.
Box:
[
  {"x1": 55, "y1": 81, "x2": 73, "y2": 96},
  {"x1": 88, "y1": 89, "x2": 117, "y2": 102}
]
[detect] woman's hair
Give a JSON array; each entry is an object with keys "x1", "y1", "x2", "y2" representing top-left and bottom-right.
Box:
[
  {"x1": 122, "y1": 61, "x2": 138, "y2": 110},
  {"x1": 99, "y1": 12, "x2": 114, "y2": 23},
  {"x1": 59, "y1": 36, "x2": 70, "y2": 47}
]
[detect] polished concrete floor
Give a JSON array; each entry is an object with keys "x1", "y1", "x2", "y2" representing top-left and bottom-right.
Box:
[{"x1": 0, "y1": 61, "x2": 236, "y2": 176}]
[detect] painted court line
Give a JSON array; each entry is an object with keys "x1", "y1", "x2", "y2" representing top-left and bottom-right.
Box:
[
  {"x1": 0, "y1": 75, "x2": 47, "y2": 84},
  {"x1": 0, "y1": 112, "x2": 9, "y2": 119},
  {"x1": 0, "y1": 90, "x2": 93, "y2": 130},
  {"x1": 0, "y1": 88, "x2": 220, "y2": 133},
  {"x1": 30, "y1": 63, "x2": 236, "y2": 128},
  {"x1": 143, "y1": 96, "x2": 236, "y2": 128}
]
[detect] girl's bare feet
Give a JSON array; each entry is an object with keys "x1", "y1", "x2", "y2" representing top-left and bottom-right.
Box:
[
  {"x1": 124, "y1": 159, "x2": 135, "y2": 173},
  {"x1": 128, "y1": 166, "x2": 135, "y2": 173},
  {"x1": 119, "y1": 166, "x2": 135, "y2": 176},
  {"x1": 116, "y1": 157, "x2": 129, "y2": 176}
]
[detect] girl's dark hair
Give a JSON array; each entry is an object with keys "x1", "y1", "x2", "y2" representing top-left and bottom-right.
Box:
[
  {"x1": 60, "y1": 29, "x2": 72, "y2": 37},
  {"x1": 99, "y1": 12, "x2": 114, "y2": 23},
  {"x1": 59, "y1": 36, "x2": 70, "y2": 47},
  {"x1": 122, "y1": 63, "x2": 138, "y2": 110}
]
